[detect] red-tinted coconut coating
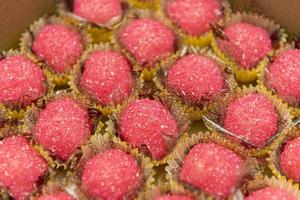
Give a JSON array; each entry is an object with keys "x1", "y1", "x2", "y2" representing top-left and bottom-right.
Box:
[
  {"x1": 32, "y1": 24, "x2": 84, "y2": 73},
  {"x1": 119, "y1": 19, "x2": 175, "y2": 66},
  {"x1": 179, "y1": 142, "x2": 245, "y2": 198},
  {"x1": 218, "y1": 22, "x2": 271, "y2": 69},
  {"x1": 73, "y1": 0, "x2": 122, "y2": 25},
  {"x1": 280, "y1": 136, "x2": 300, "y2": 182},
  {"x1": 80, "y1": 50, "x2": 133, "y2": 105},
  {"x1": 166, "y1": 0, "x2": 222, "y2": 36},
  {"x1": 0, "y1": 55, "x2": 46, "y2": 106},
  {"x1": 119, "y1": 98, "x2": 179, "y2": 159},
  {"x1": 81, "y1": 149, "x2": 141, "y2": 200},
  {"x1": 0, "y1": 136, "x2": 48, "y2": 200},
  {"x1": 166, "y1": 54, "x2": 224, "y2": 104},
  {"x1": 37, "y1": 191, "x2": 75, "y2": 200},
  {"x1": 267, "y1": 49, "x2": 300, "y2": 105},
  {"x1": 34, "y1": 98, "x2": 91, "y2": 161},
  {"x1": 245, "y1": 187, "x2": 296, "y2": 200},
  {"x1": 224, "y1": 93, "x2": 278, "y2": 147},
  {"x1": 155, "y1": 194, "x2": 195, "y2": 200}
]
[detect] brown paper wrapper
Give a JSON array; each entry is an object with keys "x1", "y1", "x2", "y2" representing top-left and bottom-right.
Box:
[
  {"x1": 239, "y1": 175, "x2": 300, "y2": 199},
  {"x1": 30, "y1": 175, "x2": 77, "y2": 200},
  {"x1": 57, "y1": 1, "x2": 130, "y2": 43},
  {"x1": 69, "y1": 42, "x2": 143, "y2": 116},
  {"x1": 159, "y1": 0, "x2": 231, "y2": 47},
  {"x1": 20, "y1": 15, "x2": 91, "y2": 87},
  {"x1": 211, "y1": 11, "x2": 288, "y2": 84},
  {"x1": 165, "y1": 131, "x2": 261, "y2": 199},
  {"x1": 154, "y1": 46, "x2": 237, "y2": 121},
  {"x1": 105, "y1": 82, "x2": 191, "y2": 165},
  {"x1": 20, "y1": 90, "x2": 101, "y2": 172},
  {"x1": 111, "y1": 8, "x2": 179, "y2": 81},
  {"x1": 0, "y1": 49, "x2": 51, "y2": 120},
  {"x1": 67, "y1": 132, "x2": 155, "y2": 200},
  {"x1": 203, "y1": 84, "x2": 293, "y2": 157},
  {"x1": 257, "y1": 43, "x2": 300, "y2": 117},
  {"x1": 267, "y1": 123, "x2": 300, "y2": 184},
  {"x1": 0, "y1": 133, "x2": 50, "y2": 200}
]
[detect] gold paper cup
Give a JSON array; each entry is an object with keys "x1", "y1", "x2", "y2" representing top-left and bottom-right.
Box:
[
  {"x1": 20, "y1": 15, "x2": 91, "y2": 87},
  {"x1": 165, "y1": 131, "x2": 260, "y2": 199},
  {"x1": 203, "y1": 84, "x2": 293, "y2": 157},
  {"x1": 154, "y1": 46, "x2": 237, "y2": 121},
  {"x1": 211, "y1": 11, "x2": 288, "y2": 84},
  {"x1": 158, "y1": 0, "x2": 231, "y2": 48}
]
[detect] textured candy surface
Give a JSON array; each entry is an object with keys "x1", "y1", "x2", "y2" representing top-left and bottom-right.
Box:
[
  {"x1": 81, "y1": 149, "x2": 141, "y2": 200},
  {"x1": 166, "y1": 54, "x2": 224, "y2": 104},
  {"x1": 33, "y1": 24, "x2": 84, "y2": 73},
  {"x1": 37, "y1": 191, "x2": 75, "y2": 200},
  {"x1": 80, "y1": 50, "x2": 133, "y2": 105},
  {"x1": 119, "y1": 98, "x2": 179, "y2": 159},
  {"x1": 267, "y1": 49, "x2": 300, "y2": 105},
  {"x1": 34, "y1": 97, "x2": 91, "y2": 161},
  {"x1": 166, "y1": 0, "x2": 222, "y2": 35},
  {"x1": 179, "y1": 142, "x2": 245, "y2": 198},
  {"x1": 73, "y1": 0, "x2": 122, "y2": 25},
  {"x1": 155, "y1": 194, "x2": 195, "y2": 200},
  {"x1": 119, "y1": 19, "x2": 175, "y2": 66},
  {"x1": 224, "y1": 93, "x2": 278, "y2": 147},
  {"x1": 218, "y1": 22, "x2": 271, "y2": 69},
  {"x1": 245, "y1": 187, "x2": 296, "y2": 200},
  {"x1": 0, "y1": 55, "x2": 46, "y2": 106},
  {"x1": 0, "y1": 136, "x2": 48, "y2": 200},
  {"x1": 280, "y1": 136, "x2": 300, "y2": 182}
]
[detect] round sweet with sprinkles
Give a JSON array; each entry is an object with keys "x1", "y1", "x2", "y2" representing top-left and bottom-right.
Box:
[
  {"x1": 166, "y1": 54, "x2": 224, "y2": 104},
  {"x1": 81, "y1": 149, "x2": 141, "y2": 200},
  {"x1": 32, "y1": 24, "x2": 84, "y2": 73},
  {"x1": 0, "y1": 54, "x2": 46, "y2": 106},
  {"x1": 179, "y1": 142, "x2": 245, "y2": 198},
  {"x1": 279, "y1": 136, "x2": 300, "y2": 182},
  {"x1": 223, "y1": 93, "x2": 278, "y2": 147},
  {"x1": 217, "y1": 22, "x2": 272, "y2": 69},
  {"x1": 34, "y1": 97, "x2": 91, "y2": 161},
  {"x1": 80, "y1": 50, "x2": 133, "y2": 105},
  {"x1": 155, "y1": 194, "x2": 195, "y2": 200},
  {"x1": 166, "y1": 0, "x2": 222, "y2": 36},
  {"x1": 245, "y1": 187, "x2": 296, "y2": 200},
  {"x1": 73, "y1": 0, "x2": 122, "y2": 26},
  {"x1": 0, "y1": 136, "x2": 48, "y2": 200},
  {"x1": 266, "y1": 49, "x2": 300, "y2": 106},
  {"x1": 119, "y1": 19, "x2": 175, "y2": 66},
  {"x1": 37, "y1": 191, "x2": 75, "y2": 200},
  {"x1": 119, "y1": 98, "x2": 179, "y2": 159}
]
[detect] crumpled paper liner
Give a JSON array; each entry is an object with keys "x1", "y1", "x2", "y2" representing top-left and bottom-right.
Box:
[
  {"x1": 211, "y1": 11, "x2": 288, "y2": 84},
  {"x1": 20, "y1": 15, "x2": 92, "y2": 87},
  {"x1": 267, "y1": 123, "x2": 300, "y2": 185},
  {"x1": 158, "y1": 0, "x2": 231, "y2": 48},
  {"x1": 69, "y1": 132, "x2": 155, "y2": 200},
  {"x1": 111, "y1": 8, "x2": 179, "y2": 81},
  {"x1": 257, "y1": 43, "x2": 300, "y2": 117},
  {"x1": 69, "y1": 42, "x2": 144, "y2": 116},
  {"x1": 20, "y1": 89, "x2": 101, "y2": 173},
  {"x1": 165, "y1": 131, "x2": 261, "y2": 199},
  {"x1": 239, "y1": 175, "x2": 300, "y2": 199},
  {"x1": 105, "y1": 82, "x2": 191, "y2": 165},
  {"x1": 0, "y1": 49, "x2": 51, "y2": 120},
  {"x1": 154, "y1": 46, "x2": 237, "y2": 121},
  {"x1": 203, "y1": 84, "x2": 293, "y2": 157}
]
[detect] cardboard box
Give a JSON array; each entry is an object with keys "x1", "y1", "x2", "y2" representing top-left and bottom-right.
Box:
[{"x1": 0, "y1": 0, "x2": 299, "y2": 51}]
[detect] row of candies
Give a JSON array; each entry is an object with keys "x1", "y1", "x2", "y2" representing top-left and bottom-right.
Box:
[{"x1": 0, "y1": 0, "x2": 300, "y2": 199}]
